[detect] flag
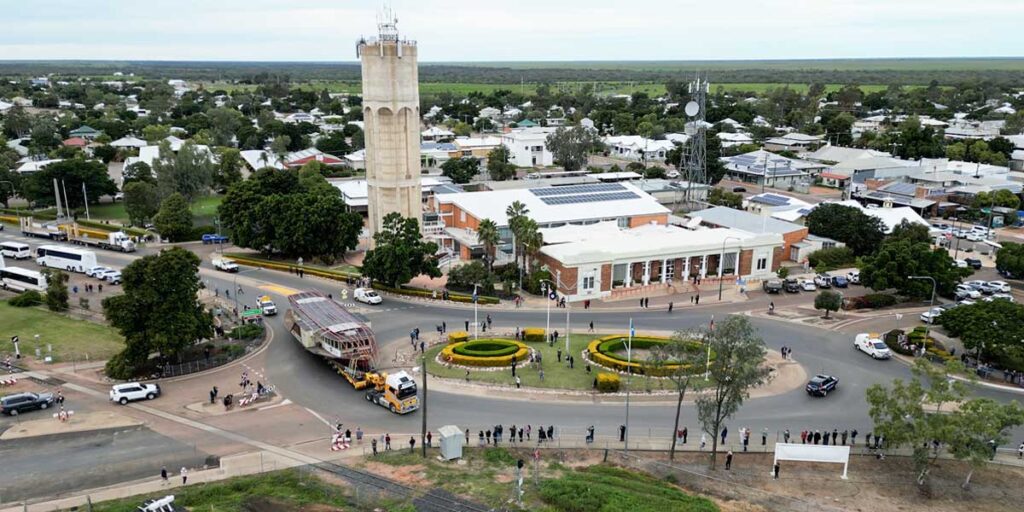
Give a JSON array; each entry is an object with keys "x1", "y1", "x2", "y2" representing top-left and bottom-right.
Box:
[
  {"x1": 472, "y1": 290, "x2": 478, "y2": 303},
  {"x1": 629, "y1": 318, "x2": 635, "y2": 337}
]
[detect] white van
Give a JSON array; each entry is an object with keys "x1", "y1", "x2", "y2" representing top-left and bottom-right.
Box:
[{"x1": 0, "y1": 242, "x2": 31, "y2": 260}]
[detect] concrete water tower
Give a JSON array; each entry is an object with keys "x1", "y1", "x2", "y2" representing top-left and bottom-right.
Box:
[{"x1": 358, "y1": 8, "x2": 422, "y2": 242}]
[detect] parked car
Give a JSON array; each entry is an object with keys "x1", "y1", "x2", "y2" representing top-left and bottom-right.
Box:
[
  {"x1": 87, "y1": 266, "x2": 113, "y2": 278},
  {"x1": 732, "y1": 186, "x2": 747, "y2": 193},
  {"x1": 813, "y1": 274, "x2": 832, "y2": 288},
  {"x1": 965, "y1": 280, "x2": 988, "y2": 290},
  {"x1": 783, "y1": 277, "x2": 801, "y2": 293},
  {"x1": 955, "y1": 284, "x2": 982, "y2": 300},
  {"x1": 831, "y1": 275, "x2": 849, "y2": 288},
  {"x1": 965, "y1": 232, "x2": 984, "y2": 242},
  {"x1": 964, "y1": 258, "x2": 983, "y2": 270},
  {"x1": 984, "y1": 294, "x2": 1014, "y2": 303},
  {"x1": 665, "y1": 169, "x2": 680, "y2": 179},
  {"x1": 109, "y1": 382, "x2": 161, "y2": 405},
  {"x1": 1, "y1": 392, "x2": 55, "y2": 416},
  {"x1": 854, "y1": 333, "x2": 892, "y2": 359},
  {"x1": 998, "y1": 268, "x2": 1022, "y2": 279},
  {"x1": 987, "y1": 281, "x2": 1011, "y2": 293},
  {"x1": 104, "y1": 271, "x2": 122, "y2": 285},
  {"x1": 354, "y1": 287, "x2": 384, "y2": 305},
  {"x1": 762, "y1": 279, "x2": 783, "y2": 294},
  {"x1": 201, "y1": 234, "x2": 229, "y2": 245},
  {"x1": 958, "y1": 298, "x2": 978, "y2": 306},
  {"x1": 953, "y1": 259, "x2": 968, "y2": 268},
  {"x1": 806, "y1": 374, "x2": 839, "y2": 397},
  {"x1": 920, "y1": 307, "x2": 943, "y2": 324},
  {"x1": 800, "y1": 279, "x2": 817, "y2": 291},
  {"x1": 847, "y1": 270, "x2": 861, "y2": 285}
]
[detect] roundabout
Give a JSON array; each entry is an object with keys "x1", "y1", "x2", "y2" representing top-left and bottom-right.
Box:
[
  {"x1": 585, "y1": 334, "x2": 711, "y2": 377},
  {"x1": 440, "y1": 338, "x2": 531, "y2": 367}
]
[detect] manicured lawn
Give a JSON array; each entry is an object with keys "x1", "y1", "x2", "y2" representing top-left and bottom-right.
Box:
[
  {"x1": 72, "y1": 195, "x2": 223, "y2": 227},
  {"x1": 426, "y1": 333, "x2": 700, "y2": 393},
  {"x1": 89, "y1": 469, "x2": 366, "y2": 512},
  {"x1": 0, "y1": 302, "x2": 124, "y2": 362}
]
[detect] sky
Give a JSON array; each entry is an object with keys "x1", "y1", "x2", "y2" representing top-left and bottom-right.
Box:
[{"x1": 2, "y1": 0, "x2": 1023, "y2": 62}]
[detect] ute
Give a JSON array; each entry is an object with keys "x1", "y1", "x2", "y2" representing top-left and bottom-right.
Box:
[
  {"x1": 213, "y1": 258, "x2": 239, "y2": 273},
  {"x1": 285, "y1": 291, "x2": 417, "y2": 414},
  {"x1": 257, "y1": 295, "x2": 278, "y2": 316}
]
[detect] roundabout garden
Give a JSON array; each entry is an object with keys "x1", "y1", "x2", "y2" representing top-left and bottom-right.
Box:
[
  {"x1": 585, "y1": 335, "x2": 710, "y2": 377},
  {"x1": 440, "y1": 338, "x2": 531, "y2": 367}
]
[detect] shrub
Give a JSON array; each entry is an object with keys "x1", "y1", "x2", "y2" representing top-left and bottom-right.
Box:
[
  {"x1": 523, "y1": 327, "x2": 546, "y2": 342},
  {"x1": 845, "y1": 293, "x2": 899, "y2": 310},
  {"x1": 776, "y1": 267, "x2": 789, "y2": 279},
  {"x1": 440, "y1": 340, "x2": 530, "y2": 367},
  {"x1": 223, "y1": 343, "x2": 247, "y2": 358},
  {"x1": 596, "y1": 372, "x2": 621, "y2": 392},
  {"x1": 104, "y1": 351, "x2": 138, "y2": 380},
  {"x1": 448, "y1": 331, "x2": 470, "y2": 343},
  {"x1": 807, "y1": 246, "x2": 856, "y2": 271},
  {"x1": 9, "y1": 290, "x2": 43, "y2": 307},
  {"x1": 229, "y1": 324, "x2": 265, "y2": 340},
  {"x1": 452, "y1": 339, "x2": 521, "y2": 358},
  {"x1": 586, "y1": 335, "x2": 704, "y2": 377}
]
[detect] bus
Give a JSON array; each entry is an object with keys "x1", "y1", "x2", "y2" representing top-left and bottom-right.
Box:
[
  {"x1": 0, "y1": 242, "x2": 31, "y2": 260},
  {"x1": 35, "y1": 245, "x2": 98, "y2": 273},
  {"x1": 0, "y1": 266, "x2": 47, "y2": 292}
]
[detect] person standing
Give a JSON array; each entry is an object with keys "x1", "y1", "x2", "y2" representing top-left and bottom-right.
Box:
[
  {"x1": 841, "y1": 430, "x2": 848, "y2": 445},
  {"x1": 668, "y1": 301, "x2": 673, "y2": 313},
  {"x1": 478, "y1": 430, "x2": 485, "y2": 446},
  {"x1": 526, "y1": 425, "x2": 531, "y2": 441},
  {"x1": 409, "y1": 436, "x2": 416, "y2": 453},
  {"x1": 762, "y1": 427, "x2": 768, "y2": 446},
  {"x1": 486, "y1": 429, "x2": 492, "y2": 445},
  {"x1": 695, "y1": 294, "x2": 700, "y2": 305},
  {"x1": 515, "y1": 376, "x2": 521, "y2": 388},
  {"x1": 371, "y1": 437, "x2": 378, "y2": 455},
  {"x1": 385, "y1": 433, "x2": 392, "y2": 450},
  {"x1": 721, "y1": 426, "x2": 728, "y2": 445},
  {"x1": 832, "y1": 429, "x2": 838, "y2": 445},
  {"x1": 619, "y1": 424, "x2": 626, "y2": 442},
  {"x1": 180, "y1": 467, "x2": 188, "y2": 485},
  {"x1": 589, "y1": 321, "x2": 594, "y2": 332},
  {"x1": 725, "y1": 451, "x2": 733, "y2": 470},
  {"x1": 800, "y1": 430, "x2": 807, "y2": 444},
  {"x1": 783, "y1": 429, "x2": 790, "y2": 443},
  {"x1": 700, "y1": 432, "x2": 707, "y2": 450},
  {"x1": 851, "y1": 429, "x2": 858, "y2": 446},
  {"x1": 681, "y1": 427, "x2": 688, "y2": 444},
  {"x1": 160, "y1": 466, "x2": 168, "y2": 486},
  {"x1": 426, "y1": 431, "x2": 432, "y2": 447},
  {"x1": 773, "y1": 462, "x2": 780, "y2": 480},
  {"x1": 1018, "y1": 442, "x2": 1023, "y2": 459}
]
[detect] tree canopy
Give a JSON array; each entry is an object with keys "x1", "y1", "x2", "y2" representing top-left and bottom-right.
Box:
[
  {"x1": 996, "y1": 242, "x2": 1024, "y2": 279},
  {"x1": 860, "y1": 236, "x2": 968, "y2": 299},
  {"x1": 805, "y1": 203, "x2": 886, "y2": 256},
  {"x1": 546, "y1": 125, "x2": 602, "y2": 171},
  {"x1": 21, "y1": 158, "x2": 117, "y2": 209},
  {"x1": 153, "y1": 192, "x2": 194, "y2": 242},
  {"x1": 440, "y1": 157, "x2": 480, "y2": 184},
  {"x1": 486, "y1": 146, "x2": 516, "y2": 181},
  {"x1": 123, "y1": 181, "x2": 161, "y2": 227},
  {"x1": 361, "y1": 213, "x2": 441, "y2": 288},
  {"x1": 939, "y1": 299, "x2": 1024, "y2": 370}
]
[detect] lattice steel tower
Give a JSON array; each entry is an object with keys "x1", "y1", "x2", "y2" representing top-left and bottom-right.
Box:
[
  {"x1": 358, "y1": 7, "x2": 422, "y2": 242},
  {"x1": 681, "y1": 73, "x2": 709, "y2": 207}
]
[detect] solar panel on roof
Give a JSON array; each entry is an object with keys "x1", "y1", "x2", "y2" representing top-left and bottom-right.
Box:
[
  {"x1": 539, "y1": 191, "x2": 640, "y2": 206},
  {"x1": 530, "y1": 183, "x2": 624, "y2": 197},
  {"x1": 751, "y1": 194, "x2": 790, "y2": 207}
]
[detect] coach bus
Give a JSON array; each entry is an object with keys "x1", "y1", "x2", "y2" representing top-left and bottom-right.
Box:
[
  {"x1": 35, "y1": 245, "x2": 98, "y2": 273},
  {"x1": 0, "y1": 242, "x2": 31, "y2": 260},
  {"x1": 0, "y1": 266, "x2": 47, "y2": 292}
]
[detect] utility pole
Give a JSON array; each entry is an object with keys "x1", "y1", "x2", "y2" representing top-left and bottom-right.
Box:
[
  {"x1": 624, "y1": 318, "x2": 633, "y2": 453},
  {"x1": 421, "y1": 352, "x2": 428, "y2": 458},
  {"x1": 81, "y1": 183, "x2": 90, "y2": 220}
]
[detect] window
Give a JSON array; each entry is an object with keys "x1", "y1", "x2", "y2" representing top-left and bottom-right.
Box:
[
  {"x1": 461, "y1": 150, "x2": 472, "y2": 157},
  {"x1": 581, "y1": 275, "x2": 595, "y2": 291},
  {"x1": 460, "y1": 210, "x2": 466, "y2": 223},
  {"x1": 822, "y1": 241, "x2": 836, "y2": 249},
  {"x1": 617, "y1": 217, "x2": 630, "y2": 228},
  {"x1": 756, "y1": 257, "x2": 768, "y2": 271}
]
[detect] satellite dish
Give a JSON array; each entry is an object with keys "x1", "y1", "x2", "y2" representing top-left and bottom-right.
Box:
[{"x1": 684, "y1": 101, "x2": 700, "y2": 117}]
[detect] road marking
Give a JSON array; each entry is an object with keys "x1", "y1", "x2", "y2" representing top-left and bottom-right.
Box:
[
  {"x1": 259, "y1": 284, "x2": 299, "y2": 296},
  {"x1": 258, "y1": 398, "x2": 292, "y2": 411}
]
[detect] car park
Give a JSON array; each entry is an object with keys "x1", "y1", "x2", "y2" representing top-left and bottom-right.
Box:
[
  {"x1": 109, "y1": 382, "x2": 161, "y2": 405},
  {"x1": 86, "y1": 266, "x2": 113, "y2": 278},
  {"x1": 920, "y1": 307, "x2": 943, "y2": 324},
  {"x1": 854, "y1": 333, "x2": 892, "y2": 359},
  {"x1": 800, "y1": 279, "x2": 816, "y2": 291},
  {"x1": 783, "y1": 277, "x2": 801, "y2": 293},
  {"x1": 831, "y1": 275, "x2": 849, "y2": 288},
  {"x1": 955, "y1": 285, "x2": 981, "y2": 300},
  {"x1": 814, "y1": 274, "x2": 832, "y2": 288},
  {"x1": 1, "y1": 392, "x2": 55, "y2": 416},
  {"x1": 806, "y1": 374, "x2": 838, "y2": 397},
  {"x1": 964, "y1": 258, "x2": 982, "y2": 270},
  {"x1": 988, "y1": 281, "x2": 1011, "y2": 293}
]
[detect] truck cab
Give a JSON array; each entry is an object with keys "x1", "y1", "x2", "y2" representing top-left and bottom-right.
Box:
[
  {"x1": 107, "y1": 231, "x2": 136, "y2": 252},
  {"x1": 257, "y1": 295, "x2": 278, "y2": 316},
  {"x1": 365, "y1": 371, "x2": 418, "y2": 414},
  {"x1": 213, "y1": 258, "x2": 239, "y2": 273}
]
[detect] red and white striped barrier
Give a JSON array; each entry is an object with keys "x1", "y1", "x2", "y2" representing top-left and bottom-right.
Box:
[
  {"x1": 0, "y1": 378, "x2": 17, "y2": 386},
  {"x1": 238, "y1": 393, "x2": 259, "y2": 407},
  {"x1": 53, "y1": 409, "x2": 74, "y2": 422},
  {"x1": 331, "y1": 433, "x2": 351, "y2": 451}
]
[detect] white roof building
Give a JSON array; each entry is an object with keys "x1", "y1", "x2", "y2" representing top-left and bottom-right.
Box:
[
  {"x1": 16, "y1": 159, "x2": 62, "y2": 174},
  {"x1": 240, "y1": 150, "x2": 285, "y2": 171},
  {"x1": 110, "y1": 136, "x2": 147, "y2": 149},
  {"x1": 803, "y1": 145, "x2": 890, "y2": 164},
  {"x1": 500, "y1": 127, "x2": 557, "y2": 167},
  {"x1": 421, "y1": 126, "x2": 455, "y2": 142},
  {"x1": 716, "y1": 132, "x2": 754, "y2": 147},
  {"x1": 603, "y1": 136, "x2": 676, "y2": 161}
]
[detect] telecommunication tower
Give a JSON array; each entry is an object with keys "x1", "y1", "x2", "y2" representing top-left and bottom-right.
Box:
[{"x1": 681, "y1": 73, "x2": 709, "y2": 207}]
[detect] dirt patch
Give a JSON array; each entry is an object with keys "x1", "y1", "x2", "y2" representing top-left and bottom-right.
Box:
[{"x1": 361, "y1": 461, "x2": 429, "y2": 488}]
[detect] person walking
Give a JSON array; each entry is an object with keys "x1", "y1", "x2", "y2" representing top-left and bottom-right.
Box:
[
  {"x1": 800, "y1": 430, "x2": 808, "y2": 444},
  {"x1": 409, "y1": 436, "x2": 416, "y2": 453},
  {"x1": 486, "y1": 429, "x2": 492, "y2": 445},
  {"x1": 160, "y1": 466, "x2": 168, "y2": 486},
  {"x1": 589, "y1": 321, "x2": 594, "y2": 332},
  {"x1": 695, "y1": 294, "x2": 700, "y2": 305},
  {"x1": 518, "y1": 427, "x2": 524, "y2": 443},
  {"x1": 762, "y1": 427, "x2": 768, "y2": 446},
  {"x1": 465, "y1": 320, "x2": 469, "y2": 331},
  {"x1": 1018, "y1": 442, "x2": 1023, "y2": 459},
  {"x1": 180, "y1": 467, "x2": 188, "y2": 485},
  {"x1": 372, "y1": 438, "x2": 378, "y2": 455},
  {"x1": 547, "y1": 425, "x2": 554, "y2": 440},
  {"x1": 619, "y1": 424, "x2": 626, "y2": 442},
  {"x1": 681, "y1": 427, "x2": 688, "y2": 444},
  {"x1": 725, "y1": 451, "x2": 733, "y2": 470},
  {"x1": 668, "y1": 301, "x2": 673, "y2": 313},
  {"x1": 783, "y1": 429, "x2": 790, "y2": 443},
  {"x1": 721, "y1": 426, "x2": 728, "y2": 445},
  {"x1": 773, "y1": 462, "x2": 780, "y2": 480}
]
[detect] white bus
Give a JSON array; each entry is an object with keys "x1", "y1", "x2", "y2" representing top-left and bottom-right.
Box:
[
  {"x1": 0, "y1": 242, "x2": 31, "y2": 260},
  {"x1": 35, "y1": 245, "x2": 98, "y2": 273},
  {"x1": 0, "y1": 266, "x2": 47, "y2": 292}
]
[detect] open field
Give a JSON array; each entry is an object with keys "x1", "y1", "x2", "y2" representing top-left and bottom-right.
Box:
[
  {"x1": 66, "y1": 195, "x2": 223, "y2": 227},
  {"x1": 449, "y1": 57, "x2": 1024, "y2": 72},
  {"x1": 0, "y1": 301, "x2": 124, "y2": 362}
]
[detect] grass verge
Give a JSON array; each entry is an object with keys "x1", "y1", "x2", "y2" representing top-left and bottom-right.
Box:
[{"x1": 0, "y1": 301, "x2": 124, "y2": 362}]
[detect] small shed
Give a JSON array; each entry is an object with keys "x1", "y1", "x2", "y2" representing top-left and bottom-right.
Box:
[{"x1": 438, "y1": 425, "x2": 464, "y2": 461}]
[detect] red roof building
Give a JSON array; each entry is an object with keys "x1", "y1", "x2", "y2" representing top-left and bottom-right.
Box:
[{"x1": 62, "y1": 137, "x2": 88, "y2": 148}]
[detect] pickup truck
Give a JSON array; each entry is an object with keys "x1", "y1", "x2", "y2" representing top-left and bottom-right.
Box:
[
  {"x1": 212, "y1": 258, "x2": 239, "y2": 273},
  {"x1": 762, "y1": 279, "x2": 783, "y2": 294},
  {"x1": 257, "y1": 295, "x2": 278, "y2": 316}
]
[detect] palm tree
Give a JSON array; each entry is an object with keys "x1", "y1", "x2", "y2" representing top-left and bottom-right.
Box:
[
  {"x1": 476, "y1": 218, "x2": 500, "y2": 272},
  {"x1": 520, "y1": 218, "x2": 543, "y2": 273},
  {"x1": 505, "y1": 201, "x2": 529, "y2": 271}
]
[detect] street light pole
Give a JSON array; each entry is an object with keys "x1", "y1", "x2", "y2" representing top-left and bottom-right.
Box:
[
  {"x1": 718, "y1": 236, "x2": 741, "y2": 301},
  {"x1": 908, "y1": 275, "x2": 937, "y2": 350},
  {"x1": 421, "y1": 351, "x2": 428, "y2": 458},
  {"x1": 473, "y1": 283, "x2": 480, "y2": 339}
]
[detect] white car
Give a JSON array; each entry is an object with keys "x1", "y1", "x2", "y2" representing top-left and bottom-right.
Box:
[
  {"x1": 800, "y1": 279, "x2": 817, "y2": 291},
  {"x1": 984, "y1": 294, "x2": 1014, "y2": 303},
  {"x1": 854, "y1": 333, "x2": 892, "y2": 359},
  {"x1": 109, "y1": 382, "x2": 161, "y2": 405},
  {"x1": 354, "y1": 287, "x2": 383, "y2": 305},
  {"x1": 953, "y1": 259, "x2": 968, "y2": 268},
  {"x1": 965, "y1": 280, "x2": 988, "y2": 290},
  {"x1": 958, "y1": 298, "x2": 977, "y2": 306},
  {"x1": 665, "y1": 169, "x2": 680, "y2": 179},
  {"x1": 847, "y1": 271, "x2": 861, "y2": 285},
  {"x1": 988, "y1": 281, "x2": 1011, "y2": 293},
  {"x1": 87, "y1": 266, "x2": 112, "y2": 278},
  {"x1": 813, "y1": 274, "x2": 832, "y2": 288},
  {"x1": 103, "y1": 271, "x2": 122, "y2": 285},
  {"x1": 920, "y1": 307, "x2": 942, "y2": 324},
  {"x1": 98, "y1": 269, "x2": 120, "y2": 283},
  {"x1": 965, "y1": 232, "x2": 984, "y2": 242},
  {"x1": 955, "y1": 285, "x2": 981, "y2": 300}
]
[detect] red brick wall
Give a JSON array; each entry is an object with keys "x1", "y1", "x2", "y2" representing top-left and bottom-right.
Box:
[
  {"x1": 628, "y1": 213, "x2": 669, "y2": 228},
  {"x1": 601, "y1": 264, "x2": 612, "y2": 292},
  {"x1": 772, "y1": 247, "x2": 785, "y2": 271},
  {"x1": 738, "y1": 249, "x2": 753, "y2": 276},
  {"x1": 535, "y1": 253, "x2": 577, "y2": 295}
]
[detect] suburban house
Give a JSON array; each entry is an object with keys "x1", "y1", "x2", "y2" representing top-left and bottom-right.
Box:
[
  {"x1": 603, "y1": 135, "x2": 676, "y2": 161},
  {"x1": 763, "y1": 133, "x2": 824, "y2": 152},
  {"x1": 500, "y1": 127, "x2": 557, "y2": 167},
  {"x1": 716, "y1": 132, "x2": 755, "y2": 148},
  {"x1": 110, "y1": 136, "x2": 147, "y2": 149},
  {"x1": 721, "y1": 149, "x2": 825, "y2": 187},
  {"x1": 68, "y1": 125, "x2": 102, "y2": 139},
  {"x1": 803, "y1": 145, "x2": 891, "y2": 165},
  {"x1": 421, "y1": 126, "x2": 455, "y2": 142},
  {"x1": 429, "y1": 182, "x2": 670, "y2": 262}
]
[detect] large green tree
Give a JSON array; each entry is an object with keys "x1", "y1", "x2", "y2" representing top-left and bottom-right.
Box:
[
  {"x1": 860, "y1": 237, "x2": 968, "y2": 299},
  {"x1": 486, "y1": 146, "x2": 516, "y2": 181},
  {"x1": 650, "y1": 331, "x2": 707, "y2": 461},
  {"x1": 42, "y1": 269, "x2": 69, "y2": 312},
  {"x1": 123, "y1": 181, "x2": 161, "y2": 227},
  {"x1": 103, "y1": 248, "x2": 213, "y2": 377},
  {"x1": 996, "y1": 242, "x2": 1024, "y2": 278},
  {"x1": 440, "y1": 157, "x2": 480, "y2": 184},
  {"x1": 362, "y1": 213, "x2": 442, "y2": 288},
  {"x1": 696, "y1": 316, "x2": 770, "y2": 469},
  {"x1": 21, "y1": 158, "x2": 117, "y2": 209},
  {"x1": 707, "y1": 188, "x2": 743, "y2": 209},
  {"x1": 154, "y1": 141, "x2": 215, "y2": 202},
  {"x1": 546, "y1": 125, "x2": 602, "y2": 171},
  {"x1": 0, "y1": 166, "x2": 22, "y2": 208},
  {"x1": 939, "y1": 299, "x2": 1024, "y2": 370},
  {"x1": 153, "y1": 192, "x2": 193, "y2": 242},
  {"x1": 805, "y1": 203, "x2": 886, "y2": 256},
  {"x1": 213, "y1": 147, "x2": 244, "y2": 191},
  {"x1": 814, "y1": 290, "x2": 842, "y2": 318}
]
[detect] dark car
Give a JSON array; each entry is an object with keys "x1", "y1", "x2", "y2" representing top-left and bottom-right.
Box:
[
  {"x1": 763, "y1": 279, "x2": 783, "y2": 294},
  {"x1": 1, "y1": 392, "x2": 55, "y2": 416},
  {"x1": 783, "y1": 277, "x2": 801, "y2": 293},
  {"x1": 831, "y1": 275, "x2": 849, "y2": 288},
  {"x1": 806, "y1": 374, "x2": 838, "y2": 397},
  {"x1": 732, "y1": 186, "x2": 747, "y2": 193},
  {"x1": 201, "y1": 234, "x2": 229, "y2": 245},
  {"x1": 965, "y1": 258, "x2": 983, "y2": 270}
]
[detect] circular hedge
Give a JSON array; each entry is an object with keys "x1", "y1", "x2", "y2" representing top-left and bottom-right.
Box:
[
  {"x1": 441, "y1": 338, "x2": 530, "y2": 367},
  {"x1": 586, "y1": 335, "x2": 710, "y2": 376},
  {"x1": 453, "y1": 339, "x2": 522, "y2": 358}
]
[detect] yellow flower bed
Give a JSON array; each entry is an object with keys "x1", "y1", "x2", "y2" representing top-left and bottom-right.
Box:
[
  {"x1": 596, "y1": 372, "x2": 621, "y2": 392},
  {"x1": 447, "y1": 331, "x2": 470, "y2": 343},
  {"x1": 522, "y1": 327, "x2": 546, "y2": 342},
  {"x1": 586, "y1": 334, "x2": 703, "y2": 377},
  {"x1": 440, "y1": 340, "x2": 530, "y2": 367}
]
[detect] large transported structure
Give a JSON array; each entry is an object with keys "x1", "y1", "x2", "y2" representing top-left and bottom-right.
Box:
[{"x1": 285, "y1": 291, "x2": 417, "y2": 414}]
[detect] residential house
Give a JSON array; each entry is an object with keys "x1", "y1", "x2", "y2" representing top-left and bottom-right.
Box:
[
  {"x1": 68, "y1": 125, "x2": 102, "y2": 140},
  {"x1": 763, "y1": 133, "x2": 824, "y2": 152},
  {"x1": 500, "y1": 127, "x2": 557, "y2": 167},
  {"x1": 721, "y1": 149, "x2": 824, "y2": 187},
  {"x1": 421, "y1": 126, "x2": 455, "y2": 142},
  {"x1": 603, "y1": 135, "x2": 676, "y2": 161}
]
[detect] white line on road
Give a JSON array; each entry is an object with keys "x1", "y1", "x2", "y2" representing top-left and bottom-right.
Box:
[{"x1": 304, "y1": 406, "x2": 334, "y2": 428}]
